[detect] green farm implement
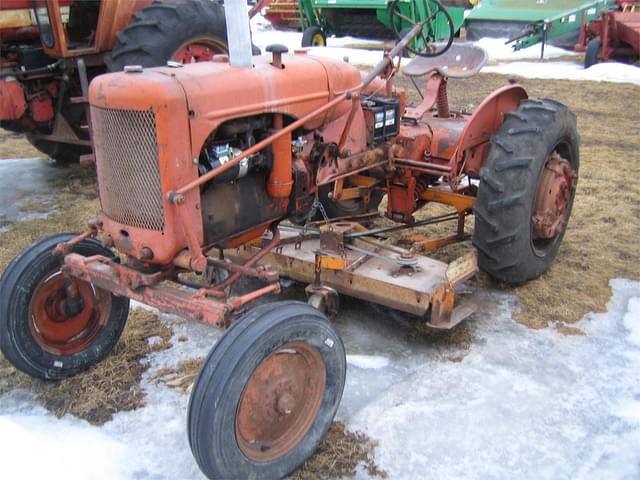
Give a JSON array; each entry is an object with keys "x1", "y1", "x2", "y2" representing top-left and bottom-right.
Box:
[
  {"x1": 465, "y1": 0, "x2": 614, "y2": 56},
  {"x1": 262, "y1": 0, "x2": 468, "y2": 50}
]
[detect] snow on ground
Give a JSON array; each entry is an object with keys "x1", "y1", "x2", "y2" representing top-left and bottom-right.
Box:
[
  {"x1": 1, "y1": 280, "x2": 639, "y2": 480},
  {"x1": 483, "y1": 61, "x2": 640, "y2": 86},
  {"x1": 472, "y1": 37, "x2": 578, "y2": 61},
  {"x1": 0, "y1": 159, "x2": 62, "y2": 228},
  {"x1": 250, "y1": 14, "x2": 640, "y2": 85}
]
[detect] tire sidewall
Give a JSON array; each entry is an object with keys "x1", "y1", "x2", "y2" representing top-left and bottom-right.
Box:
[
  {"x1": 191, "y1": 304, "x2": 345, "y2": 479},
  {"x1": 0, "y1": 234, "x2": 129, "y2": 379}
]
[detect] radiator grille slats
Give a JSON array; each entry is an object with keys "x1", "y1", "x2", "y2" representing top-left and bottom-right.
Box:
[{"x1": 92, "y1": 107, "x2": 165, "y2": 231}]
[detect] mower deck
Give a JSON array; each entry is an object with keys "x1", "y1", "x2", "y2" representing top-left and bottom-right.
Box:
[{"x1": 226, "y1": 223, "x2": 478, "y2": 329}]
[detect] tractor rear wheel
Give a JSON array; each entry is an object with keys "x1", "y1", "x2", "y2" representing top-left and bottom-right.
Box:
[
  {"x1": 0, "y1": 234, "x2": 130, "y2": 380},
  {"x1": 188, "y1": 301, "x2": 346, "y2": 479},
  {"x1": 106, "y1": 0, "x2": 229, "y2": 71},
  {"x1": 472, "y1": 98, "x2": 579, "y2": 285}
]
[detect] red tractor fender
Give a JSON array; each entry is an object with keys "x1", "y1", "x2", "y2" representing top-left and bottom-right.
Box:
[{"x1": 455, "y1": 84, "x2": 528, "y2": 177}]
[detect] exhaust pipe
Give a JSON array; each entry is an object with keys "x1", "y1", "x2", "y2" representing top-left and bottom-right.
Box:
[{"x1": 224, "y1": 0, "x2": 254, "y2": 68}]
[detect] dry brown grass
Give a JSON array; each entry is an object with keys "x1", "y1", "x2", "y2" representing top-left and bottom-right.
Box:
[
  {"x1": 0, "y1": 163, "x2": 174, "y2": 425},
  {"x1": 395, "y1": 71, "x2": 640, "y2": 328},
  {"x1": 0, "y1": 129, "x2": 44, "y2": 159},
  {"x1": 0, "y1": 308, "x2": 172, "y2": 425},
  {"x1": 292, "y1": 422, "x2": 387, "y2": 480}
]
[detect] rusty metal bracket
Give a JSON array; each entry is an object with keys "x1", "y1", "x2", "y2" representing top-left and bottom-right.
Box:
[{"x1": 53, "y1": 220, "x2": 101, "y2": 256}]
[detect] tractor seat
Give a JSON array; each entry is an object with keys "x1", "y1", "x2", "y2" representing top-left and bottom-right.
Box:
[{"x1": 403, "y1": 43, "x2": 488, "y2": 79}]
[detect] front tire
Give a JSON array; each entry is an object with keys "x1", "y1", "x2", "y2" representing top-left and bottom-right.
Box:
[
  {"x1": 0, "y1": 234, "x2": 130, "y2": 380},
  {"x1": 188, "y1": 301, "x2": 346, "y2": 479},
  {"x1": 472, "y1": 98, "x2": 579, "y2": 284}
]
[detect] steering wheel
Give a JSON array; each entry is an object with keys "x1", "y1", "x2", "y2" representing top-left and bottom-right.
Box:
[{"x1": 389, "y1": 0, "x2": 455, "y2": 57}]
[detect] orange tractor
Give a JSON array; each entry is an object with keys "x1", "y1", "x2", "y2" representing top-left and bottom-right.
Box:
[
  {"x1": 0, "y1": 0, "x2": 230, "y2": 163},
  {"x1": 0, "y1": 0, "x2": 579, "y2": 478}
]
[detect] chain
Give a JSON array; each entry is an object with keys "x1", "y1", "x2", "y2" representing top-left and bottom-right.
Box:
[{"x1": 301, "y1": 195, "x2": 329, "y2": 235}]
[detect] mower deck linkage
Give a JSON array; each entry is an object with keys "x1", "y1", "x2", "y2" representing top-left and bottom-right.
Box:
[{"x1": 61, "y1": 207, "x2": 478, "y2": 332}]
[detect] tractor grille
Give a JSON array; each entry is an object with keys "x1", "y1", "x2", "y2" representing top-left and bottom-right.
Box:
[{"x1": 92, "y1": 106, "x2": 165, "y2": 231}]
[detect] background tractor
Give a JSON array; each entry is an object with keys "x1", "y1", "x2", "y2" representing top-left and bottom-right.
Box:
[
  {"x1": 0, "y1": 0, "x2": 230, "y2": 163},
  {"x1": 0, "y1": 0, "x2": 579, "y2": 478}
]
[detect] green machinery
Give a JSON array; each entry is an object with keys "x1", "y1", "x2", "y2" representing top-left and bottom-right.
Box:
[
  {"x1": 297, "y1": 0, "x2": 467, "y2": 51},
  {"x1": 465, "y1": 0, "x2": 614, "y2": 54}
]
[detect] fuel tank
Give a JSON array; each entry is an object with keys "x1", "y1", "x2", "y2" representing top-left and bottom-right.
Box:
[{"x1": 88, "y1": 53, "x2": 362, "y2": 265}]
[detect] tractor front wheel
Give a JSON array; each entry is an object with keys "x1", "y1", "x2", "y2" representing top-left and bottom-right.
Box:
[
  {"x1": 188, "y1": 301, "x2": 346, "y2": 479},
  {"x1": 472, "y1": 98, "x2": 579, "y2": 285},
  {"x1": 0, "y1": 234, "x2": 130, "y2": 379}
]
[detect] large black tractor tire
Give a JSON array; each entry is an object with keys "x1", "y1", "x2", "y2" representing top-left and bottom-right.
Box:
[
  {"x1": 25, "y1": 135, "x2": 91, "y2": 165},
  {"x1": 0, "y1": 234, "x2": 130, "y2": 380},
  {"x1": 188, "y1": 301, "x2": 346, "y2": 480},
  {"x1": 472, "y1": 98, "x2": 579, "y2": 285},
  {"x1": 106, "y1": 0, "x2": 229, "y2": 71},
  {"x1": 584, "y1": 38, "x2": 602, "y2": 68}
]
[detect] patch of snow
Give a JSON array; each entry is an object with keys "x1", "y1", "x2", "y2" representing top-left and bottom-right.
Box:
[
  {"x1": 347, "y1": 354, "x2": 390, "y2": 370},
  {"x1": 623, "y1": 297, "x2": 640, "y2": 347},
  {"x1": 346, "y1": 279, "x2": 640, "y2": 480},
  {"x1": 473, "y1": 37, "x2": 577, "y2": 62},
  {"x1": 0, "y1": 392, "x2": 127, "y2": 480},
  {"x1": 146, "y1": 335, "x2": 164, "y2": 347},
  {"x1": 1, "y1": 280, "x2": 639, "y2": 480},
  {"x1": 483, "y1": 60, "x2": 640, "y2": 85},
  {"x1": 0, "y1": 159, "x2": 64, "y2": 224},
  {"x1": 251, "y1": 14, "x2": 639, "y2": 85}
]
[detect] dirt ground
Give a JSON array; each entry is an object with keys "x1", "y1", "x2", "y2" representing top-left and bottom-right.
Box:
[{"x1": 0, "y1": 70, "x2": 638, "y2": 477}]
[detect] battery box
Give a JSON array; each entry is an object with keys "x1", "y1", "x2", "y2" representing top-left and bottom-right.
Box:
[{"x1": 362, "y1": 96, "x2": 400, "y2": 143}]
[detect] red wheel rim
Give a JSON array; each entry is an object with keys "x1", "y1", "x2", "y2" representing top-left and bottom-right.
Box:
[
  {"x1": 531, "y1": 151, "x2": 577, "y2": 255},
  {"x1": 235, "y1": 342, "x2": 326, "y2": 462},
  {"x1": 172, "y1": 36, "x2": 228, "y2": 63},
  {"x1": 28, "y1": 270, "x2": 111, "y2": 355}
]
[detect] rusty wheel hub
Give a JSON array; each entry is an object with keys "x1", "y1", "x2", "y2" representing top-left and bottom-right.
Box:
[
  {"x1": 532, "y1": 152, "x2": 577, "y2": 243},
  {"x1": 28, "y1": 271, "x2": 109, "y2": 355},
  {"x1": 235, "y1": 342, "x2": 326, "y2": 462},
  {"x1": 172, "y1": 37, "x2": 227, "y2": 63}
]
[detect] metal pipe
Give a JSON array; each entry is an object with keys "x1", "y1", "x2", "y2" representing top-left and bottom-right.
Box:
[
  {"x1": 346, "y1": 212, "x2": 460, "y2": 238},
  {"x1": 214, "y1": 223, "x2": 281, "y2": 290},
  {"x1": 360, "y1": 22, "x2": 422, "y2": 89}
]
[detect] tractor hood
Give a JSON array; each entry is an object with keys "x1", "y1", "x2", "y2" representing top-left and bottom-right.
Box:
[{"x1": 90, "y1": 52, "x2": 362, "y2": 159}]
